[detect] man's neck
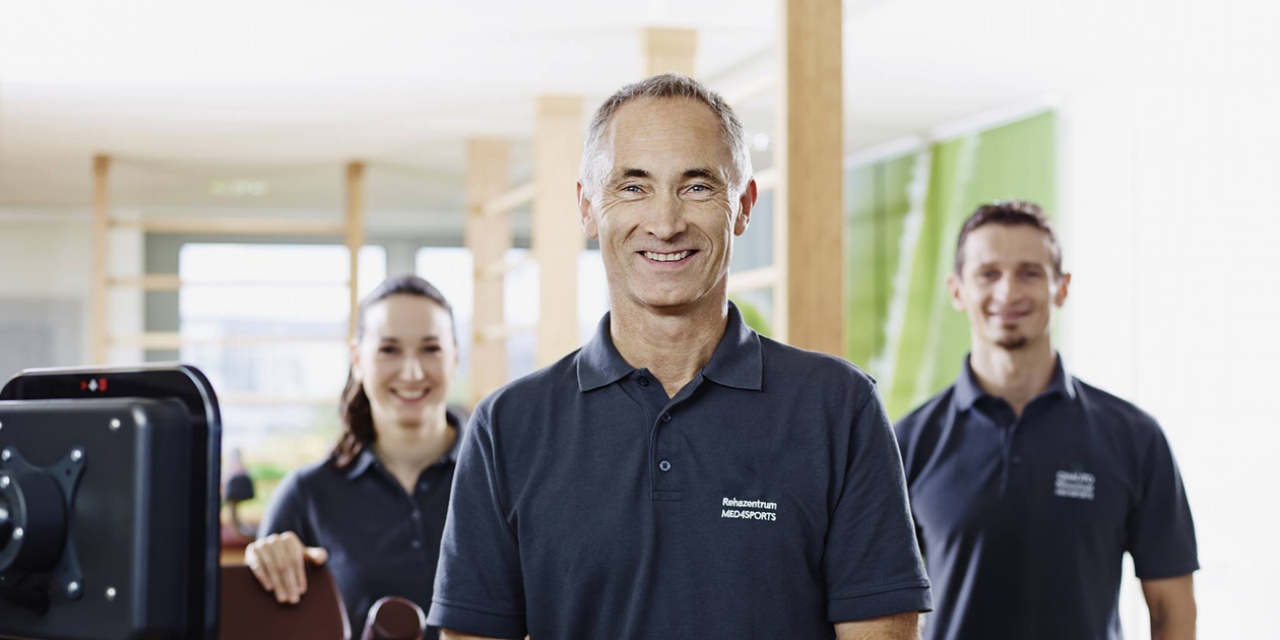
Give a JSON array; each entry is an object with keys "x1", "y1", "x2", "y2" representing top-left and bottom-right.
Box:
[
  {"x1": 968, "y1": 338, "x2": 1057, "y2": 417},
  {"x1": 610, "y1": 295, "x2": 729, "y2": 399}
]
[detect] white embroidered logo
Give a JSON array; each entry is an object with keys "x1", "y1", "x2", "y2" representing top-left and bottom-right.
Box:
[
  {"x1": 721, "y1": 497, "x2": 777, "y2": 522},
  {"x1": 1054, "y1": 470, "x2": 1096, "y2": 501}
]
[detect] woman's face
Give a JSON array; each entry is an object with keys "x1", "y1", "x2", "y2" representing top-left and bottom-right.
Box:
[{"x1": 351, "y1": 294, "x2": 458, "y2": 433}]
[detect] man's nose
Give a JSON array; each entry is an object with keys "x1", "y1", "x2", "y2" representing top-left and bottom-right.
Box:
[
  {"x1": 992, "y1": 273, "x2": 1014, "y2": 302},
  {"x1": 645, "y1": 192, "x2": 687, "y2": 241}
]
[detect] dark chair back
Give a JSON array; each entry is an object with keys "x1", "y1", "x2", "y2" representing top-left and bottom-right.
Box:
[
  {"x1": 219, "y1": 563, "x2": 350, "y2": 640},
  {"x1": 360, "y1": 596, "x2": 426, "y2": 640}
]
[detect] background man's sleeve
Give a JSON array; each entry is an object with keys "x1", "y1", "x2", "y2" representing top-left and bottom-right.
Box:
[
  {"x1": 1126, "y1": 425, "x2": 1199, "y2": 579},
  {"x1": 824, "y1": 388, "x2": 933, "y2": 622},
  {"x1": 427, "y1": 413, "x2": 528, "y2": 639}
]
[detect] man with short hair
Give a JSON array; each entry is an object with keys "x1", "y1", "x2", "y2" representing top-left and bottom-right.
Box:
[
  {"x1": 894, "y1": 200, "x2": 1198, "y2": 640},
  {"x1": 427, "y1": 73, "x2": 931, "y2": 639}
]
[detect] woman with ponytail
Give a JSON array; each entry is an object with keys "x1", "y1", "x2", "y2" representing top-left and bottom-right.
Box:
[{"x1": 247, "y1": 275, "x2": 464, "y2": 635}]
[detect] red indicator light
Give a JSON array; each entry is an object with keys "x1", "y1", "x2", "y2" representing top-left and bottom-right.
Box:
[{"x1": 98, "y1": 378, "x2": 108, "y2": 392}]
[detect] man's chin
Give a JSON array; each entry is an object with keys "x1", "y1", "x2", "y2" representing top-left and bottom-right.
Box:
[{"x1": 995, "y1": 335, "x2": 1029, "y2": 350}]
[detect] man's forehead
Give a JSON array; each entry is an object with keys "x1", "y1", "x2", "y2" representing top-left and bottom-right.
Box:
[
  {"x1": 964, "y1": 225, "x2": 1056, "y2": 264},
  {"x1": 602, "y1": 99, "x2": 729, "y2": 153}
]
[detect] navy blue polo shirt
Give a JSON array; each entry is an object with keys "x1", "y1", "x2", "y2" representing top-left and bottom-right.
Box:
[
  {"x1": 428, "y1": 304, "x2": 931, "y2": 639},
  {"x1": 258, "y1": 409, "x2": 463, "y2": 636},
  {"x1": 894, "y1": 356, "x2": 1198, "y2": 640}
]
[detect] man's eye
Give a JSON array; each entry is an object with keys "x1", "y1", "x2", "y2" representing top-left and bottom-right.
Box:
[{"x1": 621, "y1": 185, "x2": 643, "y2": 193}]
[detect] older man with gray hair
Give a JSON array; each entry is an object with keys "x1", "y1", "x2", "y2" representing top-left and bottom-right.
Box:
[{"x1": 428, "y1": 73, "x2": 931, "y2": 640}]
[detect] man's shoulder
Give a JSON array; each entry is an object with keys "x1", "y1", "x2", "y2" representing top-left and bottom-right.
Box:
[
  {"x1": 472, "y1": 348, "x2": 583, "y2": 424},
  {"x1": 893, "y1": 384, "x2": 958, "y2": 439},
  {"x1": 758, "y1": 335, "x2": 877, "y2": 393},
  {"x1": 1072, "y1": 377, "x2": 1165, "y2": 437}
]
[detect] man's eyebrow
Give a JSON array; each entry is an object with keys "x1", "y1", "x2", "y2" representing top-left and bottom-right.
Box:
[
  {"x1": 613, "y1": 168, "x2": 651, "y2": 181},
  {"x1": 682, "y1": 168, "x2": 723, "y2": 183}
]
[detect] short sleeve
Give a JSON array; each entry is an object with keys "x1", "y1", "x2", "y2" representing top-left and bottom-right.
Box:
[
  {"x1": 426, "y1": 412, "x2": 527, "y2": 639},
  {"x1": 257, "y1": 469, "x2": 314, "y2": 545},
  {"x1": 825, "y1": 388, "x2": 933, "y2": 622},
  {"x1": 1126, "y1": 426, "x2": 1199, "y2": 580}
]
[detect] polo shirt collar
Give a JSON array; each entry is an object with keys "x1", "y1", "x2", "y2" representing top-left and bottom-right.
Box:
[
  {"x1": 700, "y1": 302, "x2": 763, "y2": 391},
  {"x1": 343, "y1": 407, "x2": 466, "y2": 481},
  {"x1": 954, "y1": 352, "x2": 1077, "y2": 412},
  {"x1": 577, "y1": 313, "x2": 636, "y2": 392},
  {"x1": 575, "y1": 302, "x2": 763, "y2": 392}
]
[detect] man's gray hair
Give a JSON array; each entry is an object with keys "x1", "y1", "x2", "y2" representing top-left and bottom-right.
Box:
[{"x1": 579, "y1": 73, "x2": 753, "y2": 198}]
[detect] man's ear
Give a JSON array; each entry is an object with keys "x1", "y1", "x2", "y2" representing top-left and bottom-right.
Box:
[
  {"x1": 1054, "y1": 272, "x2": 1071, "y2": 307},
  {"x1": 947, "y1": 273, "x2": 966, "y2": 312},
  {"x1": 578, "y1": 182, "x2": 598, "y2": 239},
  {"x1": 734, "y1": 178, "x2": 758, "y2": 236}
]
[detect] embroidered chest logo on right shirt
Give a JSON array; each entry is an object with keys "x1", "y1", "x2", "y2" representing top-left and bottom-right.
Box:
[
  {"x1": 1054, "y1": 470, "x2": 1096, "y2": 501},
  {"x1": 721, "y1": 497, "x2": 778, "y2": 521}
]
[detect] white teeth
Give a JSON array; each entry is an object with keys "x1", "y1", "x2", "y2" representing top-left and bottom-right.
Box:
[
  {"x1": 396, "y1": 390, "x2": 426, "y2": 399},
  {"x1": 643, "y1": 251, "x2": 691, "y2": 262}
]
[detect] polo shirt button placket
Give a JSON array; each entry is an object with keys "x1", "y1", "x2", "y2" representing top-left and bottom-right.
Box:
[{"x1": 658, "y1": 460, "x2": 672, "y2": 472}]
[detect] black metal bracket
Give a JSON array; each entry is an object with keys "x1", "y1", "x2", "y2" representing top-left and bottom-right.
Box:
[{"x1": 0, "y1": 445, "x2": 88, "y2": 611}]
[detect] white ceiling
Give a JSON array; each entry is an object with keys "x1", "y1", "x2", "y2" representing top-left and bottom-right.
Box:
[{"x1": 0, "y1": 0, "x2": 1244, "y2": 214}]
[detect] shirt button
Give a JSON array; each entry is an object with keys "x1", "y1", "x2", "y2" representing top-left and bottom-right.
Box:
[
  {"x1": 410, "y1": 510, "x2": 421, "y2": 521},
  {"x1": 638, "y1": 377, "x2": 650, "y2": 387},
  {"x1": 418, "y1": 481, "x2": 430, "y2": 492},
  {"x1": 1012, "y1": 455, "x2": 1023, "y2": 465},
  {"x1": 658, "y1": 460, "x2": 672, "y2": 472},
  {"x1": 661, "y1": 413, "x2": 672, "y2": 423},
  {"x1": 411, "y1": 539, "x2": 423, "y2": 550}
]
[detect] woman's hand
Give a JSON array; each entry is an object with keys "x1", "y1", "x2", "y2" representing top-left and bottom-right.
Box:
[{"x1": 244, "y1": 531, "x2": 329, "y2": 604}]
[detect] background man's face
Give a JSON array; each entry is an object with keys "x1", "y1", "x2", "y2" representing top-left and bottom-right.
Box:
[
  {"x1": 579, "y1": 98, "x2": 750, "y2": 316},
  {"x1": 948, "y1": 224, "x2": 1068, "y2": 352}
]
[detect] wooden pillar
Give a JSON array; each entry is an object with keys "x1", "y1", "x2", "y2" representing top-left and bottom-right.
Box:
[
  {"x1": 91, "y1": 155, "x2": 110, "y2": 364},
  {"x1": 642, "y1": 27, "x2": 698, "y2": 77},
  {"x1": 466, "y1": 139, "x2": 512, "y2": 406},
  {"x1": 345, "y1": 162, "x2": 366, "y2": 342},
  {"x1": 776, "y1": 0, "x2": 844, "y2": 354},
  {"x1": 533, "y1": 96, "x2": 585, "y2": 367}
]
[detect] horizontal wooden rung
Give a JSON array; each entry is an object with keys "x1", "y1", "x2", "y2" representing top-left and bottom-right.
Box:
[
  {"x1": 107, "y1": 275, "x2": 182, "y2": 291},
  {"x1": 109, "y1": 332, "x2": 346, "y2": 350},
  {"x1": 728, "y1": 266, "x2": 778, "y2": 294},
  {"x1": 478, "y1": 182, "x2": 536, "y2": 218},
  {"x1": 109, "y1": 218, "x2": 348, "y2": 236},
  {"x1": 474, "y1": 322, "x2": 536, "y2": 344},
  {"x1": 474, "y1": 256, "x2": 535, "y2": 280}
]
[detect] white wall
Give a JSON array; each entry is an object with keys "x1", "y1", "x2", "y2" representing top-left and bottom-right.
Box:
[{"x1": 1059, "y1": 25, "x2": 1280, "y2": 638}]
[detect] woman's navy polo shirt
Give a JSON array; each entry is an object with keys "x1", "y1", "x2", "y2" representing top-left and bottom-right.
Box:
[
  {"x1": 258, "y1": 409, "x2": 463, "y2": 636},
  {"x1": 429, "y1": 304, "x2": 932, "y2": 639},
  {"x1": 894, "y1": 356, "x2": 1198, "y2": 640}
]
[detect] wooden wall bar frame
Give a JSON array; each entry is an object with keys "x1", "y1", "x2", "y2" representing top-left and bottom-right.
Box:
[
  {"x1": 641, "y1": 27, "x2": 698, "y2": 77},
  {"x1": 345, "y1": 161, "x2": 365, "y2": 342},
  {"x1": 91, "y1": 155, "x2": 110, "y2": 364},
  {"x1": 776, "y1": 0, "x2": 845, "y2": 355},
  {"x1": 532, "y1": 95, "x2": 585, "y2": 367},
  {"x1": 466, "y1": 138, "x2": 513, "y2": 406}
]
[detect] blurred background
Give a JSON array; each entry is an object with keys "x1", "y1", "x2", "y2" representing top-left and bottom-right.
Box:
[{"x1": 1, "y1": 0, "x2": 1277, "y2": 636}]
